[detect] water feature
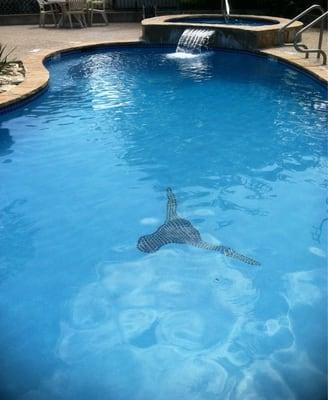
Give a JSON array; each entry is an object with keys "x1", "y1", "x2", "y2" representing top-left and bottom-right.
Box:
[
  {"x1": 176, "y1": 28, "x2": 215, "y2": 54},
  {"x1": 143, "y1": 14, "x2": 296, "y2": 50}
]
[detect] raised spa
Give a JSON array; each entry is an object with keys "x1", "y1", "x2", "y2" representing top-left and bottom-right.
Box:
[{"x1": 142, "y1": 14, "x2": 303, "y2": 50}]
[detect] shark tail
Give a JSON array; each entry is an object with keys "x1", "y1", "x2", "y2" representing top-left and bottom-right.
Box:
[{"x1": 194, "y1": 241, "x2": 261, "y2": 266}]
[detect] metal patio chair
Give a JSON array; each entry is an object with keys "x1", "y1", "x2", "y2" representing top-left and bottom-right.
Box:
[
  {"x1": 88, "y1": 0, "x2": 109, "y2": 26},
  {"x1": 37, "y1": 0, "x2": 57, "y2": 27}
]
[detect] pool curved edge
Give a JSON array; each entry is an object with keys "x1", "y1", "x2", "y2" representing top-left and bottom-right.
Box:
[
  {"x1": 0, "y1": 39, "x2": 141, "y2": 112},
  {"x1": 0, "y1": 38, "x2": 327, "y2": 112}
]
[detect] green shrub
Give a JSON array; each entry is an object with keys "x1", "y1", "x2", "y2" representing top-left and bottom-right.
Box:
[{"x1": 0, "y1": 44, "x2": 15, "y2": 73}]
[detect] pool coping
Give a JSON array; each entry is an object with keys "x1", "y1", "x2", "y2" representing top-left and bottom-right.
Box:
[{"x1": 0, "y1": 38, "x2": 327, "y2": 111}]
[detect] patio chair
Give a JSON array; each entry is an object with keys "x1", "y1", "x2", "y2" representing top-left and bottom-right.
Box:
[
  {"x1": 88, "y1": 0, "x2": 109, "y2": 26},
  {"x1": 63, "y1": 0, "x2": 88, "y2": 28},
  {"x1": 37, "y1": 0, "x2": 57, "y2": 27}
]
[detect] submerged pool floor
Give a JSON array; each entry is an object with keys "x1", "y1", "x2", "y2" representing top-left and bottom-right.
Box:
[{"x1": 0, "y1": 46, "x2": 327, "y2": 400}]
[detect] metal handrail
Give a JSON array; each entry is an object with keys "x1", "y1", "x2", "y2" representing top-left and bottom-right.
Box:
[
  {"x1": 278, "y1": 4, "x2": 324, "y2": 45},
  {"x1": 294, "y1": 11, "x2": 328, "y2": 65},
  {"x1": 220, "y1": 0, "x2": 230, "y2": 22}
]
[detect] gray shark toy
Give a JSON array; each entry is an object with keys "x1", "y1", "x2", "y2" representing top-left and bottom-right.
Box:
[{"x1": 137, "y1": 188, "x2": 260, "y2": 266}]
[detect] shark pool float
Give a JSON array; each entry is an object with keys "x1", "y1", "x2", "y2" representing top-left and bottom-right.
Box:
[{"x1": 137, "y1": 188, "x2": 260, "y2": 266}]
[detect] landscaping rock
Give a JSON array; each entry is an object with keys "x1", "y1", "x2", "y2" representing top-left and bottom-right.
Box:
[{"x1": 0, "y1": 61, "x2": 25, "y2": 93}]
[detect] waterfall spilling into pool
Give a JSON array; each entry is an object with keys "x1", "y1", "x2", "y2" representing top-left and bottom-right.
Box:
[{"x1": 176, "y1": 29, "x2": 215, "y2": 55}]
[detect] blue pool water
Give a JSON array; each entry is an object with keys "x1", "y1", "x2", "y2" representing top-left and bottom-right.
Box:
[
  {"x1": 0, "y1": 46, "x2": 327, "y2": 400},
  {"x1": 168, "y1": 16, "x2": 279, "y2": 26}
]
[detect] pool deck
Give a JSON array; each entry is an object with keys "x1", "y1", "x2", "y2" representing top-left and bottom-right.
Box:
[{"x1": 0, "y1": 24, "x2": 326, "y2": 110}]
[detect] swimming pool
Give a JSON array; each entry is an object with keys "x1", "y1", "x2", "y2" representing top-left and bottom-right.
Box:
[{"x1": 0, "y1": 45, "x2": 327, "y2": 399}]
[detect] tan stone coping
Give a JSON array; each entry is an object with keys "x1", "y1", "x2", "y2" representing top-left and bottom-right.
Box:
[
  {"x1": 261, "y1": 48, "x2": 328, "y2": 84},
  {"x1": 0, "y1": 37, "x2": 326, "y2": 111},
  {"x1": 142, "y1": 14, "x2": 302, "y2": 33}
]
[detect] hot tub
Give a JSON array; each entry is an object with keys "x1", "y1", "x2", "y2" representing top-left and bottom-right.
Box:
[{"x1": 142, "y1": 14, "x2": 303, "y2": 50}]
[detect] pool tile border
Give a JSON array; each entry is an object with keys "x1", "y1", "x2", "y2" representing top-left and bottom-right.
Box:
[{"x1": 0, "y1": 39, "x2": 327, "y2": 111}]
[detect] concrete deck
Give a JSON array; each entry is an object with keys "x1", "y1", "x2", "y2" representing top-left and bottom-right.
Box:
[
  {"x1": 0, "y1": 24, "x2": 142, "y2": 59},
  {"x1": 0, "y1": 24, "x2": 326, "y2": 110}
]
